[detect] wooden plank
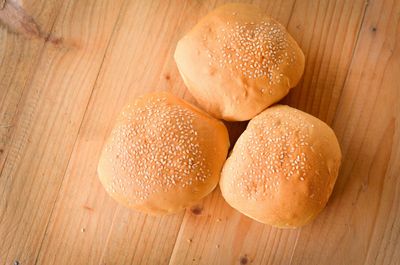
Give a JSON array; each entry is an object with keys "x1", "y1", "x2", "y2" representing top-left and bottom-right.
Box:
[
  {"x1": 0, "y1": 0, "x2": 125, "y2": 264},
  {"x1": 284, "y1": 0, "x2": 369, "y2": 123},
  {"x1": 168, "y1": 0, "x2": 368, "y2": 264},
  {"x1": 0, "y1": 0, "x2": 63, "y2": 263},
  {"x1": 35, "y1": 1, "x2": 197, "y2": 264},
  {"x1": 287, "y1": 0, "x2": 400, "y2": 264},
  {"x1": 0, "y1": 34, "x2": 40, "y2": 171},
  {"x1": 1, "y1": 0, "x2": 398, "y2": 264},
  {"x1": 34, "y1": 0, "x2": 307, "y2": 264},
  {"x1": 0, "y1": 0, "x2": 63, "y2": 189}
]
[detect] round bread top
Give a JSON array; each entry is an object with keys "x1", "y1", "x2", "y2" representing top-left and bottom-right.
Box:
[
  {"x1": 98, "y1": 92, "x2": 229, "y2": 215},
  {"x1": 174, "y1": 3, "x2": 305, "y2": 121},
  {"x1": 220, "y1": 105, "x2": 341, "y2": 227}
]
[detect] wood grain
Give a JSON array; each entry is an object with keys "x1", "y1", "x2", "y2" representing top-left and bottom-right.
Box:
[
  {"x1": 37, "y1": 1, "x2": 198, "y2": 264},
  {"x1": 0, "y1": 0, "x2": 62, "y2": 190},
  {"x1": 0, "y1": 0, "x2": 124, "y2": 264},
  {"x1": 169, "y1": 0, "x2": 370, "y2": 264},
  {"x1": 328, "y1": 0, "x2": 400, "y2": 263},
  {"x1": 0, "y1": 0, "x2": 63, "y2": 263},
  {"x1": 0, "y1": 0, "x2": 399, "y2": 264}
]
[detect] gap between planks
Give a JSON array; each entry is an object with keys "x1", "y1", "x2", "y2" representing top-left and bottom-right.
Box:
[
  {"x1": 30, "y1": 0, "x2": 130, "y2": 264},
  {"x1": 330, "y1": 0, "x2": 369, "y2": 127},
  {"x1": 18, "y1": 0, "x2": 372, "y2": 263},
  {"x1": 166, "y1": 0, "x2": 299, "y2": 263},
  {"x1": 166, "y1": 0, "x2": 371, "y2": 263},
  {"x1": 0, "y1": 0, "x2": 63, "y2": 180}
]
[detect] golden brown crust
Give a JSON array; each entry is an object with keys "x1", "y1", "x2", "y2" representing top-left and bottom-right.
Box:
[
  {"x1": 98, "y1": 92, "x2": 230, "y2": 215},
  {"x1": 174, "y1": 3, "x2": 305, "y2": 121},
  {"x1": 220, "y1": 105, "x2": 341, "y2": 227}
]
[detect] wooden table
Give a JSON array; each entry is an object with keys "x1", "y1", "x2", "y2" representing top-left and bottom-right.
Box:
[{"x1": 1, "y1": 0, "x2": 399, "y2": 264}]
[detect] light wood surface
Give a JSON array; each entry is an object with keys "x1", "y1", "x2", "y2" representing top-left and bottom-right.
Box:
[{"x1": 0, "y1": 0, "x2": 399, "y2": 264}]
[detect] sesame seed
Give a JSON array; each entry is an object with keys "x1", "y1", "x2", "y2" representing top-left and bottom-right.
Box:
[
  {"x1": 107, "y1": 95, "x2": 211, "y2": 202},
  {"x1": 208, "y1": 19, "x2": 296, "y2": 89},
  {"x1": 230, "y1": 108, "x2": 315, "y2": 200}
]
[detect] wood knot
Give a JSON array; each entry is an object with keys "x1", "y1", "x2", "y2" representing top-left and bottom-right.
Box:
[
  {"x1": 83, "y1": 205, "x2": 94, "y2": 211},
  {"x1": 240, "y1": 255, "x2": 248, "y2": 264},
  {"x1": 190, "y1": 205, "x2": 203, "y2": 215},
  {"x1": 45, "y1": 35, "x2": 63, "y2": 46}
]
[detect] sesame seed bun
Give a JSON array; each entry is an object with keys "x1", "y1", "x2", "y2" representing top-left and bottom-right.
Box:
[
  {"x1": 220, "y1": 105, "x2": 341, "y2": 227},
  {"x1": 98, "y1": 92, "x2": 229, "y2": 215},
  {"x1": 174, "y1": 3, "x2": 305, "y2": 121}
]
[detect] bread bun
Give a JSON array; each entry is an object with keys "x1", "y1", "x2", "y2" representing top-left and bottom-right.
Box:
[
  {"x1": 220, "y1": 105, "x2": 341, "y2": 227},
  {"x1": 98, "y1": 92, "x2": 229, "y2": 215},
  {"x1": 174, "y1": 3, "x2": 305, "y2": 121}
]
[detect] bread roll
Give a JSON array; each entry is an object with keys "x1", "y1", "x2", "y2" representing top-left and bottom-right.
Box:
[
  {"x1": 174, "y1": 3, "x2": 305, "y2": 121},
  {"x1": 220, "y1": 105, "x2": 341, "y2": 227},
  {"x1": 98, "y1": 92, "x2": 229, "y2": 215}
]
